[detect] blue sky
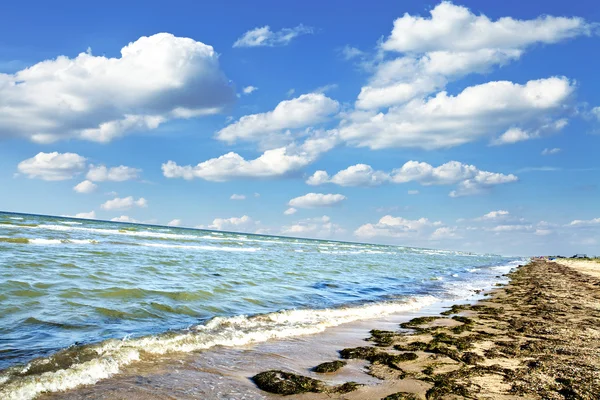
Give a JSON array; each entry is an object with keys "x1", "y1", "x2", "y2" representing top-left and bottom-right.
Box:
[{"x1": 1, "y1": 0, "x2": 599, "y2": 256}]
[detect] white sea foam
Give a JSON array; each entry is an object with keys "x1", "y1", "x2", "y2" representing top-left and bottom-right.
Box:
[
  {"x1": 27, "y1": 224, "x2": 201, "y2": 241},
  {"x1": 29, "y1": 239, "x2": 63, "y2": 245},
  {"x1": 9, "y1": 217, "x2": 23, "y2": 220},
  {"x1": 27, "y1": 238, "x2": 98, "y2": 246},
  {"x1": 139, "y1": 243, "x2": 261, "y2": 252},
  {"x1": 0, "y1": 296, "x2": 438, "y2": 400}
]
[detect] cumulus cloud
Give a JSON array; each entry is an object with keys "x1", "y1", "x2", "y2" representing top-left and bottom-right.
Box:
[
  {"x1": 342, "y1": 77, "x2": 574, "y2": 150},
  {"x1": 233, "y1": 24, "x2": 313, "y2": 47},
  {"x1": 355, "y1": 215, "x2": 442, "y2": 239},
  {"x1": 568, "y1": 218, "x2": 600, "y2": 227},
  {"x1": 542, "y1": 147, "x2": 562, "y2": 155},
  {"x1": 284, "y1": 207, "x2": 297, "y2": 215},
  {"x1": 73, "y1": 180, "x2": 98, "y2": 194},
  {"x1": 491, "y1": 119, "x2": 568, "y2": 145},
  {"x1": 477, "y1": 210, "x2": 510, "y2": 220},
  {"x1": 111, "y1": 215, "x2": 140, "y2": 223},
  {"x1": 307, "y1": 160, "x2": 517, "y2": 196},
  {"x1": 17, "y1": 152, "x2": 87, "y2": 181},
  {"x1": 281, "y1": 215, "x2": 344, "y2": 238},
  {"x1": 430, "y1": 227, "x2": 460, "y2": 240},
  {"x1": 288, "y1": 193, "x2": 346, "y2": 208},
  {"x1": 0, "y1": 33, "x2": 234, "y2": 143},
  {"x1": 242, "y1": 86, "x2": 258, "y2": 95},
  {"x1": 101, "y1": 196, "x2": 147, "y2": 210},
  {"x1": 86, "y1": 165, "x2": 141, "y2": 182},
  {"x1": 344, "y1": 2, "x2": 587, "y2": 151},
  {"x1": 162, "y1": 132, "x2": 339, "y2": 181},
  {"x1": 381, "y1": 2, "x2": 590, "y2": 53},
  {"x1": 202, "y1": 215, "x2": 258, "y2": 232},
  {"x1": 67, "y1": 211, "x2": 96, "y2": 219},
  {"x1": 306, "y1": 164, "x2": 388, "y2": 187},
  {"x1": 167, "y1": 219, "x2": 182, "y2": 226},
  {"x1": 215, "y1": 93, "x2": 339, "y2": 144},
  {"x1": 230, "y1": 194, "x2": 246, "y2": 200}
]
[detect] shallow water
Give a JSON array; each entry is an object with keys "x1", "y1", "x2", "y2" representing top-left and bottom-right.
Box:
[{"x1": 0, "y1": 211, "x2": 522, "y2": 399}]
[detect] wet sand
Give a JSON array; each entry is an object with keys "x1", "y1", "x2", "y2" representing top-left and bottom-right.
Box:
[{"x1": 40, "y1": 260, "x2": 600, "y2": 399}]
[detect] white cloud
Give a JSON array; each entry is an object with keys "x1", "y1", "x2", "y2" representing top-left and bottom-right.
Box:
[
  {"x1": 281, "y1": 215, "x2": 344, "y2": 238},
  {"x1": 162, "y1": 132, "x2": 338, "y2": 181},
  {"x1": 215, "y1": 93, "x2": 339, "y2": 144},
  {"x1": 68, "y1": 211, "x2": 96, "y2": 219},
  {"x1": 306, "y1": 164, "x2": 388, "y2": 187},
  {"x1": 407, "y1": 190, "x2": 419, "y2": 195},
  {"x1": 17, "y1": 152, "x2": 87, "y2": 181},
  {"x1": 341, "y1": 77, "x2": 574, "y2": 150},
  {"x1": 343, "y1": 2, "x2": 587, "y2": 153},
  {"x1": 111, "y1": 215, "x2": 140, "y2": 223},
  {"x1": 488, "y1": 224, "x2": 533, "y2": 232},
  {"x1": 167, "y1": 219, "x2": 182, "y2": 226},
  {"x1": 284, "y1": 207, "x2": 297, "y2": 215},
  {"x1": 242, "y1": 86, "x2": 258, "y2": 95},
  {"x1": 254, "y1": 192, "x2": 261, "y2": 198},
  {"x1": 542, "y1": 147, "x2": 562, "y2": 155},
  {"x1": 203, "y1": 215, "x2": 258, "y2": 232},
  {"x1": 101, "y1": 196, "x2": 147, "y2": 210},
  {"x1": 381, "y1": 2, "x2": 590, "y2": 53},
  {"x1": 477, "y1": 210, "x2": 510, "y2": 220},
  {"x1": 355, "y1": 215, "x2": 442, "y2": 239},
  {"x1": 568, "y1": 218, "x2": 600, "y2": 227},
  {"x1": 340, "y1": 45, "x2": 366, "y2": 60},
  {"x1": 288, "y1": 193, "x2": 346, "y2": 208},
  {"x1": 535, "y1": 229, "x2": 553, "y2": 236},
  {"x1": 233, "y1": 24, "x2": 313, "y2": 47},
  {"x1": 307, "y1": 160, "x2": 517, "y2": 196},
  {"x1": 449, "y1": 172, "x2": 518, "y2": 197},
  {"x1": 286, "y1": 88, "x2": 296, "y2": 97},
  {"x1": 86, "y1": 165, "x2": 140, "y2": 182},
  {"x1": 73, "y1": 180, "x2": 98, "y2": 194},
  {"x1": 430, "y1": 227, "x2": 460, "y2": 240},
  {"x1": 592, "y1": 107, "x2": 600, "y2": 120},
  {"x1": 230, "y1": 194, "x2": 246, "y2": 200},
  {"x1": 491, "y1": 119, "x2": 568, "y2": 145},
  {"x1": 0, "y1": 33, "x2": 234, "y2": 143}
]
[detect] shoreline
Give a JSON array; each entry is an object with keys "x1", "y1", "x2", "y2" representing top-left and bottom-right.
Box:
[
  {"x1": 15, "y1": 258, "x2": 600, "y2": 399},
  {"x1": 243, "y1": 259, "x2": 599, "y2": 399}
]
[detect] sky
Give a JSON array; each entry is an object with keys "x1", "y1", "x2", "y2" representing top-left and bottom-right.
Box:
[{"x1": 1, "y1": 0, "x2": 599, "y2": 256}]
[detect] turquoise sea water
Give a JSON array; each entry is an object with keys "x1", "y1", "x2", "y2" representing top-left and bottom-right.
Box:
[{"x1": 0, "y1": 211, "x2": 522, "y2": 399}]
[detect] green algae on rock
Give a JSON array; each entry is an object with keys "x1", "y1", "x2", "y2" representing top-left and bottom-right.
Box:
[
  {"x1": 251, "y1": 370, "x2": 324, "y2": 395},
  {"x1": 312, "y1": 360, "x2": 346, "y2": 373},
  {"x1": 381, "y1": 392, "x2": 420, "y2": 400}
]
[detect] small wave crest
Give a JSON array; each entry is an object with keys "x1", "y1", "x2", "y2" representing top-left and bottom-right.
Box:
[{"x1": 0, "y1": 296, "x2": 437, "y2": 400}]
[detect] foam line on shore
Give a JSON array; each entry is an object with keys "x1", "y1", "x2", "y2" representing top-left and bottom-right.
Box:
[{"x1": 0, "y1": 295, "x2": 439, "y2": 400}]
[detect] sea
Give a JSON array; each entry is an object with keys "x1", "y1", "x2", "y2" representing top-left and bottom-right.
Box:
[{"x1": 0, "y1": 211, "x2": 523, "y2": 399}]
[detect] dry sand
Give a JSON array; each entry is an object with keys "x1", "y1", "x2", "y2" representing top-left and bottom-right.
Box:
[{"x1": 551, "y1": 258, "x2": 600, "y2": 278}]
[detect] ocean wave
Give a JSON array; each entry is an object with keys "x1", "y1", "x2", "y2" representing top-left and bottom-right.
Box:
[
  {"x1": 6, "y1": 224, "x2": 202, "y2": 241},
  {"x1": 139, "y1": 243, "x2": 260, "y2": 252},
  {"x1": 0, "y1": 296, "x2": 437, "y2": 400}
]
